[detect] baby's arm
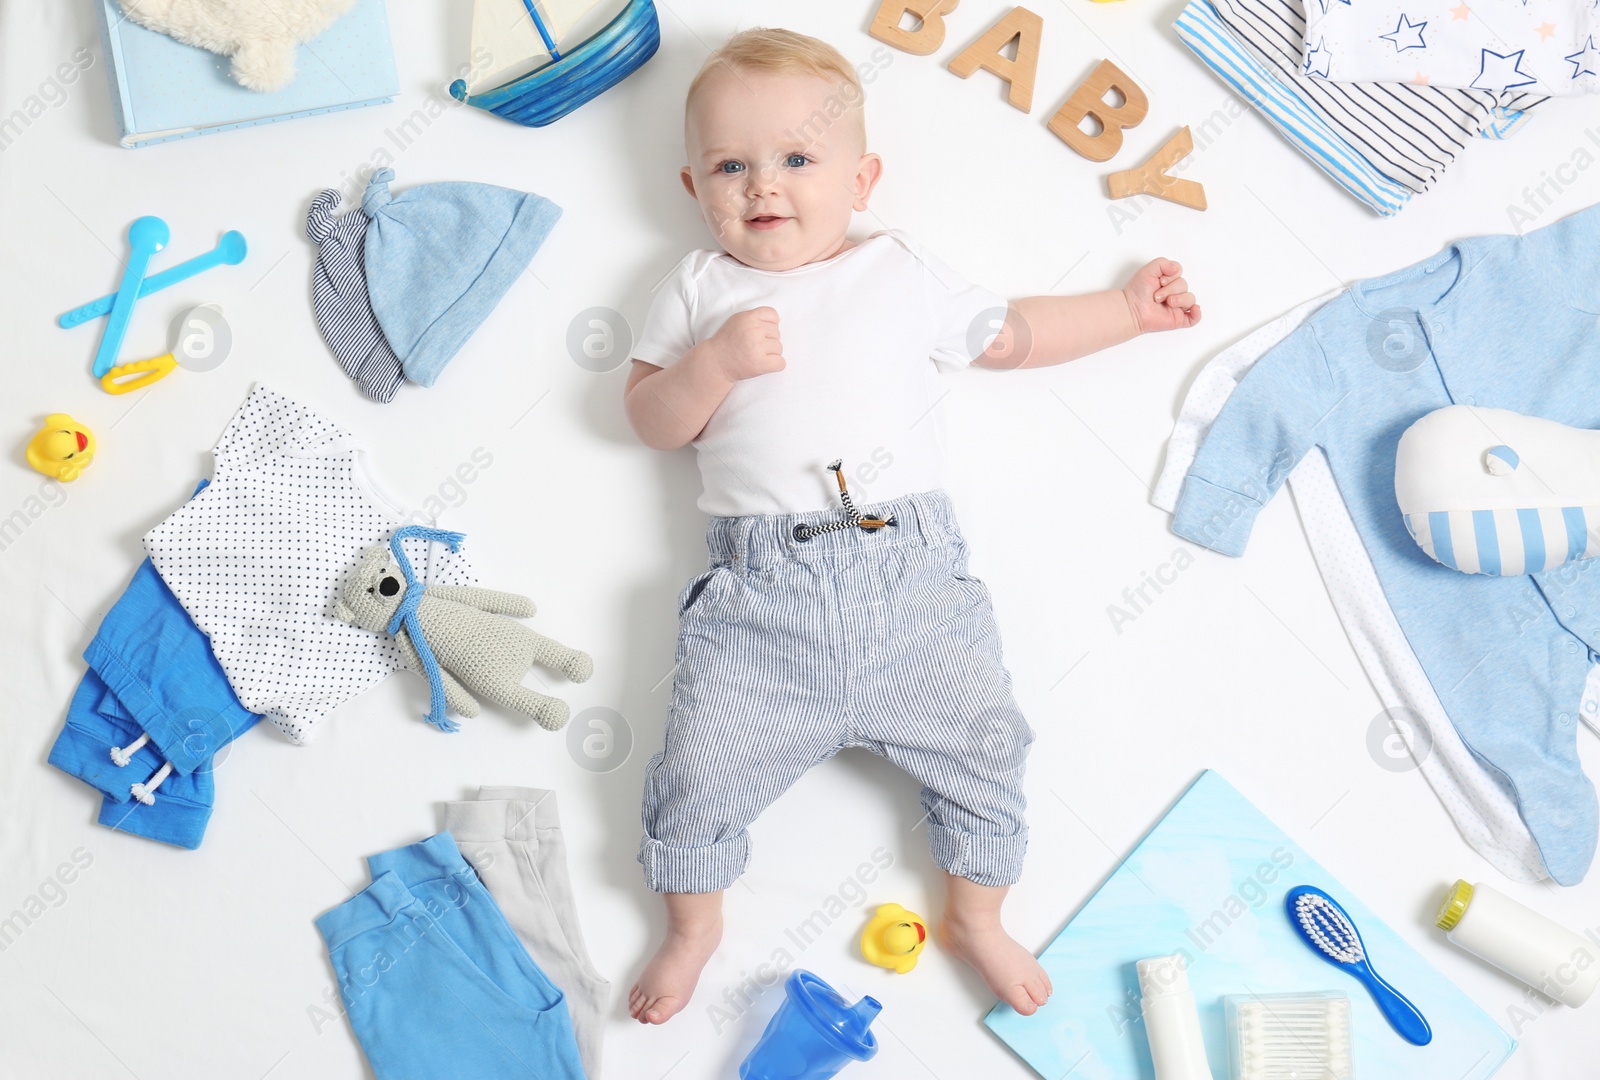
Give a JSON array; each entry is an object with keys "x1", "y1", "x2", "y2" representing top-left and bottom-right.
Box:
[
  {"x1": 975, "y1": 258, "x2": 1200, "y2": 370},
  {"x1": 625, "y1": 307, "x2": 785, "y2": 449}
]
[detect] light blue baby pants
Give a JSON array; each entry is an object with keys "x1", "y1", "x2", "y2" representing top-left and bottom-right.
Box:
[
  {"x1": 316, "y1": 833, "x2": 585, "y2": 1080},
  {"x1": 639, "y1": 490, "x2": 1035, "y2": 893}
]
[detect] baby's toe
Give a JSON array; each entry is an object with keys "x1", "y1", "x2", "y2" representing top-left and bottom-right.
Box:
[
  {"x1": 1006, "y1": 987, "x2": 1040, "y2": 1016},
  {"x1": 1026, "y1": 973, "x2": 1052, "y2": 1006}
]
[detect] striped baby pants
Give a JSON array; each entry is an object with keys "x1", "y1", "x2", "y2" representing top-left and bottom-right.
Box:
[{"x1": 639, "y1": 491, "x2": 1034, "y2": 892}]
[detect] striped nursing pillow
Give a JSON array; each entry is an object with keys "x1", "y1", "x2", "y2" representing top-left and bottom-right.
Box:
[{"x1": 1395, "y1": 406, "x2": 1600, "y2": 576}]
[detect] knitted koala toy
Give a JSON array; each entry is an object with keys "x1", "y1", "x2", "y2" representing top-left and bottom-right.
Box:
[
  {"x1": 116, "y1": 0, "x2": 359, "y2": 92},
  {"x1": 333, "y1": 532, "x2": 592, "y2": 732}
]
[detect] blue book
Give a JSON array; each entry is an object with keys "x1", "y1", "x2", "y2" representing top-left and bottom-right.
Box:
[
  {"x1": 985, "y1": 771, "x2": 1517, "y2": 1079},
  {"x1": 95, "y1": 0, "x2": 398, "y2": 149}
]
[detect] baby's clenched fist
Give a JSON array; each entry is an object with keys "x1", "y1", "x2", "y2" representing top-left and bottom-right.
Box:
[{"x1": 707, "y1": 306, "x2": 785, "y2": 382}]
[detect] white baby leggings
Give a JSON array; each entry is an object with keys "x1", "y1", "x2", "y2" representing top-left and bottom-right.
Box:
[{"x1": 443, "y1": 787, "x2": 611, "y2": 1078}]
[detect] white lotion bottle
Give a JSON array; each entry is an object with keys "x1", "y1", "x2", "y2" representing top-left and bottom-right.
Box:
[
  {"x1": 1137, "y1": 953, "x2": 1216, "y2": 1080},
  {"x1": 1436, "y1": 880, "x2": 1600, "y2": 1007}
]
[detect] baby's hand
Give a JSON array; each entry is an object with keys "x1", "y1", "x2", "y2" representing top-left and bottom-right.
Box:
[
  {"x1": 1123, "y1": 258, "x2": 1201, "y2": 333},
  {"x1": 706, "y1": 307, "x2": 785, "y2": 382}
]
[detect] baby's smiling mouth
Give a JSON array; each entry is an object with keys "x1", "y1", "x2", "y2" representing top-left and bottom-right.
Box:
[{"x1": 745, "y1": 214, "x2": 789, "y2": 230}]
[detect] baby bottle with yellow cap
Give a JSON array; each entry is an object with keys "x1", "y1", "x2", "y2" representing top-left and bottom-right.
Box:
[{"x1": 1435, "y1": 880, "x2": 1600, "y2": 1007}]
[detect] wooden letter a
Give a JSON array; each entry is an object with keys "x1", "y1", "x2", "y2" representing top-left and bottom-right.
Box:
[{"x1": 946, "y1": 7, "x2": 1044, "y2": 113}]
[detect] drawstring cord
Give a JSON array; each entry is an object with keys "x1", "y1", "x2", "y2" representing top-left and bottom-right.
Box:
[
  {"x1": 109, "y1": 734, "x2": 172, "y2": 805},
  {"x1": 109, "y1": 733, "x2": 149, "y2": 766},
  {"x1": 793, "y1": 460, "x2": 896, "y2": 542},
  {"x1": 131, "y1": 762, "x2": 172, "y2": 805}
]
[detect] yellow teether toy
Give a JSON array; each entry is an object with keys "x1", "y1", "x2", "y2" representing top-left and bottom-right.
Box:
[
  {"x1": 96, "y1": 303, "x2": 229, "y2": 395},
  {"x1": 26, "y1": 414, "x2": 96, "y2": 482},
  {"x1": 860, "y1": 903, "x2": 928, "y2": 974},
  {"x1": 102, "y1": 353, "x2": 178, "y2": 395}
]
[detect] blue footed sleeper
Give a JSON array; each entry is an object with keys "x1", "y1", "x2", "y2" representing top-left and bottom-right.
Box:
[{"x1": 1173, "y1": 202, "x2": 1600, "y2": 886}]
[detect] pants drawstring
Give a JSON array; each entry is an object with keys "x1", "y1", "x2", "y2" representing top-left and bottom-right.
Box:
[
  {"x1": 109, "y1": 732, "x2": 150, "y2": 766},
  {"x1": 793, "y1": 460, "x2": 897, "y2": 542},
  {"x1": 110, "y1": 732, "x2": 173, "y2": 805},
  {"x1": 131, "y1": 762, "x2": 173, "y2": 806}
]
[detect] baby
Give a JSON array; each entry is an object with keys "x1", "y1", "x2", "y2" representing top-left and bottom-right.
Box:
[{"x1": 624, "y1": 28, "x2": 1200, "y2": 1024}]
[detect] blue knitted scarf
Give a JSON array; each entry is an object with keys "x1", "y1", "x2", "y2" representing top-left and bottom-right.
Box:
[{"x1": 386, "y1": 525, "x2": 467, "y2": 733}]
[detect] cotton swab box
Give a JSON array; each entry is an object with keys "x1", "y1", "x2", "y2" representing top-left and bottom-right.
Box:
[{"x1": 1224, "y1": 992, "x2": 1353, "y2": 1080}]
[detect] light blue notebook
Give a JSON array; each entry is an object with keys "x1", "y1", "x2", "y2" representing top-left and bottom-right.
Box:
[
  {"x1": 95, "y1": 0, "x2": 398, "y2": 148},
  {"x1": 985, "y1": 771, "x2": 1517, "y2": 1079}
]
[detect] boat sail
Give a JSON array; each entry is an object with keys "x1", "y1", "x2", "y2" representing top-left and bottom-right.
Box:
[{"x1": 450, "y1": 0, "x2": 661, "y2": 128}]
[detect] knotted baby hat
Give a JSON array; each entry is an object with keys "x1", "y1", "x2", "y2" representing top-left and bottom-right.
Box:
[
  {"x1": 305, "y1": 168, "x2": 562, "y2": 400},
  {"x1": 362, "y1": 168, "x2": 563, "y2": 389},
  {"x1": 306, "y1": 189, "x2": 406, "y2": 403}
]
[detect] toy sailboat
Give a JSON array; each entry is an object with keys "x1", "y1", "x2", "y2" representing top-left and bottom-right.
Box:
[{"x1": 450, "y1": 0, "x2": 660, "y2": 127}]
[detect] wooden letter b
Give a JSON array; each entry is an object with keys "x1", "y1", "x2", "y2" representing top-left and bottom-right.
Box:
[
  {"x1": 1048, "y1": 59, "x2": 1148, "y2": 163},
  {"x1": 870, "y1": 0, "x2": 963, "y2": 56}
]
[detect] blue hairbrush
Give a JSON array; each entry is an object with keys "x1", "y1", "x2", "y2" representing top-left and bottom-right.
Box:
[{"x1": 1286, "y1": 885, "x2": 1433, "y2": 1047}]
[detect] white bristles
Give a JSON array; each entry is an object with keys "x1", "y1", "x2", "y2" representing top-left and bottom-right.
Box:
[
  {"x1": 1294, "y1": 894, "x2": 1365, "y2": 965},
  {"x1": 1232, "y1": 994, "x2": 1353, "y2": 1080}
]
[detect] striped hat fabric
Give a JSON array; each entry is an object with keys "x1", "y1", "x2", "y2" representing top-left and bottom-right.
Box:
[{"x1": 305, "y1": 189, "x2": 406, "y2": 403}]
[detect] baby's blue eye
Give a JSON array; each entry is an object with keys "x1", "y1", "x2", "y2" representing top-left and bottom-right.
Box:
[
  {"x1": 785, "y1": 153, "x2": 809, "y2": 168},
  {"x1": 718, "y1": 161, "x2": 746, "y2": 175}
]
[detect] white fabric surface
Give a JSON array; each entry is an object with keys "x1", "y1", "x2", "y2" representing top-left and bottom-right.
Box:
[
  {"x1": 7, "y1": 2, "x2": 1600, "y2": 1078},
  {"x1": 634, "y1": 229, "x2": 1005, "y2": 517},
  {"x1": 1153, "y1": 291, "x2": 1554, "y2": 884}
]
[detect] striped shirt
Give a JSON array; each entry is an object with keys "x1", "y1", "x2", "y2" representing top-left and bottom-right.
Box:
[{"x1": 1174, "y1": 0, "x2": 1547, "y2": 214}]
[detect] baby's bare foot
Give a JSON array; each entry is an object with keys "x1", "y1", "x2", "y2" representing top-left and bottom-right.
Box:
[
  {"x1": 942, "y1": 913, "x2": 1052, "y2": 1016},
  {"x1": 628, "y1": 917, "x2": 722, "y2": 1025}
]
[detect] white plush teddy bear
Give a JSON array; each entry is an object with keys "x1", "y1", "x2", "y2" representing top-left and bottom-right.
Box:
[{"x1": 118, "y1": 0, "x2": 358, "y2": 92}]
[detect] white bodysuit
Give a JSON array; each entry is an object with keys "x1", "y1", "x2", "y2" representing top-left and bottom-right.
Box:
[
  {"x1": 632, "y1": 230, "x2": 1006, "y2": 518},
  {"x1": 144, "y1": 385, "x2": 475, "y2": 743}
]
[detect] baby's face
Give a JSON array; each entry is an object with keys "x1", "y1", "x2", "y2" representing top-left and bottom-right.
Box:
[{"x1": 682, "y1": 66, "x2": 879, "y2": 272}]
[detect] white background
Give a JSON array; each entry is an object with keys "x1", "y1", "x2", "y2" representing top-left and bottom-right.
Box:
[{"x1": 3, "y1": 1, "x2": 1599, "y2": 1078}]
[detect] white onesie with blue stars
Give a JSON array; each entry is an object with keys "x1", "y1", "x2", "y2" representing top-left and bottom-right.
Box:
[{"x1": 1302, "y1": 0, "x2": 1598, "y2": 97}]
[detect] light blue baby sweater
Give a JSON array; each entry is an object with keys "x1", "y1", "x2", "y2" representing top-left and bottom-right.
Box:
[{"x1": 1174, "y1": 201, "x2": 1600, "y2": 885}]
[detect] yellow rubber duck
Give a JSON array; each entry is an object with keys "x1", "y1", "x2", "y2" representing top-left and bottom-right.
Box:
[
  {"x1": 26, "y1": 414, "x2": 95, "y2": 482},
  {"x1": 860, "y1": 903, "x2": 928, "y2": 974}
]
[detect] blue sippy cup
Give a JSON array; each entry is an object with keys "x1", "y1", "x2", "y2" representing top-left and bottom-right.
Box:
[{"x1": 739, "y1": 969, "x2": 882, "y2": 1080}]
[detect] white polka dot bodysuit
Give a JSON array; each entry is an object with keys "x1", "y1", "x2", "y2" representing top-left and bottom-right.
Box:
[{"x1": 143, "y1": 385, "x2": 475, "y2": 743}]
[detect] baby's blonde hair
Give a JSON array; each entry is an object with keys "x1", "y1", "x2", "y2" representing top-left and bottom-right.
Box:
[{"x1": 686, "y1": 28, "x2": 867, "y2": 146}]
